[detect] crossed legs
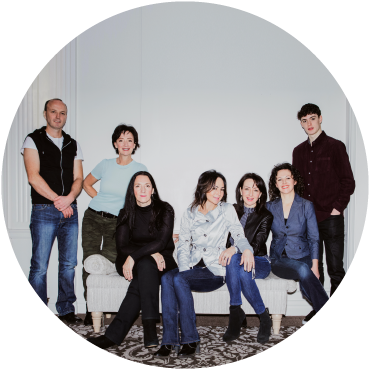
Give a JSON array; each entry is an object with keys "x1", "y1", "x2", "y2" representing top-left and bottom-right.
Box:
[{"x1": 271, "y1": 255, "x2": 329, "y2": 313}]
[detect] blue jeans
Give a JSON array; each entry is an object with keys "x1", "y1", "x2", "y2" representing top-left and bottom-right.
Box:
[
  {"x1": 29, "y1": 204, "x2": 78, "y2": 315},
  {"x1": 226, "y1": 255, "x2": 271, "y2": 314},
  {"x1": 161, "y1": 267, "x2": 224, "y2": 345},
  {"x1": 271, "y1": 255, "x2": 329, "y2": 312}
]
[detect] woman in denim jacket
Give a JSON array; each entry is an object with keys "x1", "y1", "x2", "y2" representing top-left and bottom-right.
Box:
[
  {"x1": 266, "y1": 163, "x2": 329, "y2": 325},
  {"x1": 154, "y1": 170, "x2": 255, "y2": 358}
]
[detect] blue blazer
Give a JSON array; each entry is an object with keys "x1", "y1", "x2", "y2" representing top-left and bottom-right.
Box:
[{"x1": 266, "y1": 193, "x2": 319, "y2": 260}]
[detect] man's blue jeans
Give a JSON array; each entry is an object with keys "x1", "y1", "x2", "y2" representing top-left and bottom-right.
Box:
[
  {"x1": 161, "y1": 267, "x2": 224, "y2": 346},
  {"x1": 226, "y1": 254, "x2": 271, "y2": 315},
  {"x1": 29, "y1": 204, "x2": 78, "y2": 315},
  {"x1": 271, "y1": 255, "x2": 329, "y2": 313}
]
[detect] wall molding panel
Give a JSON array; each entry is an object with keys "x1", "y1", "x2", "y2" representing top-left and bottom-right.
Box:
[
  {"x1": 3, "y1": 87, "x2": 34, "y2": 230},
  {"x1": 346, "y1": 100, "x2": 368, "y2": 269},
  {"x1": 2, "y1": 39, "x2": 77, "y2": 231}
]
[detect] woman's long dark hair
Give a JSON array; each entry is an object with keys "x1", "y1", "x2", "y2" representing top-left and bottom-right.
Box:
[
  {"x1": 235, "y1": 173, "x2": 267, "y2": 215},
  {"x1": 268, "y1": 163, "x2": 305, "y2": 201},
  {"x1": 117, "y1": 171, "x2": 174, "y2": 234},
  {"x1": 190, "y1": 170, "x2": 227, "y2": 211}
]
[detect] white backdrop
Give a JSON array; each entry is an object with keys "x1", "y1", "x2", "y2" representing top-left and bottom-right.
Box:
[
  {"x1": 78, "y1": 4, "x2": 348, "y2": 224},
  {"x1": 1, "y1": 1, "x2": 370, "y2": 370}
]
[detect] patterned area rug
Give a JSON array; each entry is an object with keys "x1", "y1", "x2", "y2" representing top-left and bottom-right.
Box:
[{"x1": 70, "y1": 323, "x2": 300, "y2": 368}]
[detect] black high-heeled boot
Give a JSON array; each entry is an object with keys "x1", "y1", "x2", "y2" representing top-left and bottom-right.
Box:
[
  {"x1": 84, "y1": 304, "x2": 93, "y2": 326},
  {"x1": 154, "y1": 345, "x2": 180, "y2": 357},
  {"x1": 177, "y1": 342, "x2": 200, "y2": 357},
  {"x1": 142, "y1": 319, "x2": 159, "y2": 348},
  {"x1": 222, "y1": 305, "x2": 247, "y2": 342},
  {"x1": 257, "y1": 308, "x2": 272, "y2": 344},
  {"x1": 87, "y1": 335, "x2": 116, "y2": 349}
]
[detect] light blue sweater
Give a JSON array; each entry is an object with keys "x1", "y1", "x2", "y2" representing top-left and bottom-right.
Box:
[{"x1": 88, "y1": 158, "x2": 147, "y2": 216}]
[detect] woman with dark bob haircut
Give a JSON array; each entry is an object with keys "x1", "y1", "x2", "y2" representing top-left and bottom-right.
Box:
[
  {"x1": 88, "y1": 171, "x2": 178, "y2": 349},
  {"x1": 81, "y1": 124, "x2": 147, "y2": 325},
  {"x1": 223, "y1": 173, "x2": 273, "y2": 344},
  {"x1": 266, "y1": 163, "x2": 329, "y2": 325},
  {"x1": 154, "y1": 170, "x2": 254, "y2": 358}
]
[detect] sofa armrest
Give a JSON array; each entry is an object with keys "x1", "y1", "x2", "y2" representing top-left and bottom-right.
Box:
[{"x1": 84, "y1": 254, "x2": 116, "y2": 275}]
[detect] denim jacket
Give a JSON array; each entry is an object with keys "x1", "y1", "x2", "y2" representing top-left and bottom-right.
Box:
[
  {"x1": 177, "y1": 202, "x2": 253, "y2": 276},
  {"x1": 266, "y1": 193, "x2": 319, "y2": 260}
]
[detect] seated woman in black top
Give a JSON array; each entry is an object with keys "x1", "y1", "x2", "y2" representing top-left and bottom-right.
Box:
[
  {"x1": 88, "y1": 171, "x2": 177, "y2": 349},
  {"x1": 223, "y1": 173, "x2": 273, "y2": 344}
]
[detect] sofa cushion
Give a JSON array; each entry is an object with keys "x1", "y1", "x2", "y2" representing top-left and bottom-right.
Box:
[
  {"x1": 86, "y1": 271, "x2": 297, "y2": 314},
  {"x1": 87, "y1": 270, "x2": 296, "y2": 293},
  {"x1": 84, "y1": 254, "x2": 116, "y2": 275}
]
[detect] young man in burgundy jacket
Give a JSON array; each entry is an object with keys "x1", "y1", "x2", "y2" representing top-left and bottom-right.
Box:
[{"x1": 292, "y1": 103, "x2": 355, "y2": 324}]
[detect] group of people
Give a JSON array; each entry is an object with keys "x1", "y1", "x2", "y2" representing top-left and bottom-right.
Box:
[{"x1": 21, "y1": 99, "x2": 355, "y2": 357}]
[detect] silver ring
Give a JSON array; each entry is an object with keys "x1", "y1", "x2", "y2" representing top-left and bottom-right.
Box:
[{"x1": 161, "y1": 260, "x2": 164, "y2": 263}]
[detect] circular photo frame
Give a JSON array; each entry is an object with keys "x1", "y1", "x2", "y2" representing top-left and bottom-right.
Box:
[{"x1": 1, "y1": 2, "x2": 369, "y2": 369}]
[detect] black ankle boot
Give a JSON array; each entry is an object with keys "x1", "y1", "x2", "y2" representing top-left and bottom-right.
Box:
[
  {"x1": 302, "y1": 310, "x2": 316, "y2": 324},
  {"x1": 87, "y1": 335, "x2": 116, "y2": 349},
  {"x1": 177, "y1": 342, "x2": 200, "y2": 357},
  {"x1": 257, "y1": 308, "x2": 272, "y2": 344},
  {"x1": 142, "y1": 319, "x2": 159, "y2": 348},
  {"x1": 84, "y1": 305, "x2": 93, "y2": 326},
  {"x1": 154, "y1": 345, "x2": 179, "y2": 357},
  {"x1": 223, "y1": 305, "x2": 247, "y2": 342}
]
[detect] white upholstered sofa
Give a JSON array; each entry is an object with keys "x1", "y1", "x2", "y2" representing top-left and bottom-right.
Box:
[{"x1": 85, "y1": 253, "x2": 297, "y2": 334}]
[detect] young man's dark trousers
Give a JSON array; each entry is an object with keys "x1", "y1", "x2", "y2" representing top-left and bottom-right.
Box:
[{"x1": 318, "y1": 215, "x2": 345, "y2": 296}]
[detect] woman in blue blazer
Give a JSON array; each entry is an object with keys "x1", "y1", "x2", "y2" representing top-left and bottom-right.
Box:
[{"x1": 266, "y1": 163, "x2": 328, "y2": 323}]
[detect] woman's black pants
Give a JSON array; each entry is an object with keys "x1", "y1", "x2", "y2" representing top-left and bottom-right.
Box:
[{"x1": 105, "y1": 255, "x2": 173, "y2": 345}]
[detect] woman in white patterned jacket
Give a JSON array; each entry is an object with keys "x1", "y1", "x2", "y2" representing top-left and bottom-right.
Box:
[{"x1": 154, "y1": 170, "x2": 258, "y2": 358}]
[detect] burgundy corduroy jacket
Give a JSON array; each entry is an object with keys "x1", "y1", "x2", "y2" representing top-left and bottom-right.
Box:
[{"x1": 292, "y1": 131, "x2": 355, "y2": 223}]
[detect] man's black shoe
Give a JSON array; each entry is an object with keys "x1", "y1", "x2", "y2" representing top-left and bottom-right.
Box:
[
  {"x1": 59, "y1": 312, "x2": 83, "y2": 324},
  {"x1": 302, "y1": 310, "x2": 316, "y2": 324}
]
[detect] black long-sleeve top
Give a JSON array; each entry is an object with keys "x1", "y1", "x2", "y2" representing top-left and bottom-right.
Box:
[{"x1": 115, "y1": 202, "x2": 177, "y2": 276}]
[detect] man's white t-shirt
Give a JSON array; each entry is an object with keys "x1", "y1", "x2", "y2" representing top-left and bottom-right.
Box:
[{"x1": 21, "y1": 132, "x2": 84, "y2": 160}]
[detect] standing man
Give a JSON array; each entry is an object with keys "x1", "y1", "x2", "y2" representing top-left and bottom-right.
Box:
[
  {"x1": 292, "y1": 103, "x2": 355, "y2": 323},
  {"x1": 21, "y1": 98, "x2": 84, "y2": 324}
]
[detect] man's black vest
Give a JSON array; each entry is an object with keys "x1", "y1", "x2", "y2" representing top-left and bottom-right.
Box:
[{"x1": 27, "y1": 126, "x2": 77, "y2": 204}]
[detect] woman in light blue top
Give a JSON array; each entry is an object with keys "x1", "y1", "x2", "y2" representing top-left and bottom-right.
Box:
[
  {"x1": 154, "y1": 170, "x2": 254, "y2": 358},
  {"x1": 81, "y1": 124, "x2": 147, "y2": 325}
]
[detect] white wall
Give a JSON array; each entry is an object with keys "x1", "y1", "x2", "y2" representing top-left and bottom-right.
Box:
[{"x1": 2, "y1": 3, "x2": 367, "y2": 315}]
